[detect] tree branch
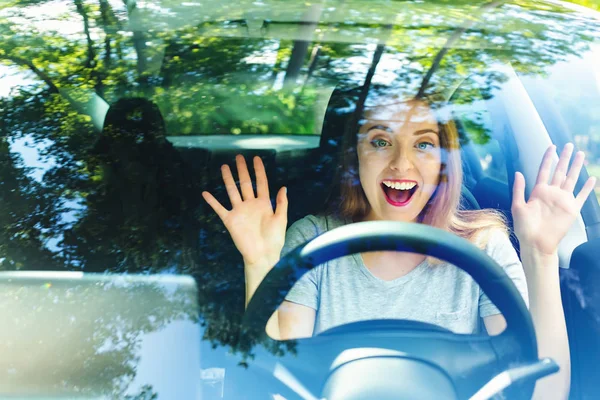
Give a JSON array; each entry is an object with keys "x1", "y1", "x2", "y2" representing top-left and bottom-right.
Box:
[
  {"x1": 3, "y1": 55, "x2": 59, "y2": 93},
  {"x1": 416, "y1": 0, "x2": 504, "y2": 98}
]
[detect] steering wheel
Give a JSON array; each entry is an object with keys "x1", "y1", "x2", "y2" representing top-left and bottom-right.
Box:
[{"x1": 243, "y1": 221, "x2": 558, "y2": 399}]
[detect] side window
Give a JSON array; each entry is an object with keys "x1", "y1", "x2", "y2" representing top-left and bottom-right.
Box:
[
  {"x1": 453, "y1": 99, "x2": 508, "y2": 185},
  {"x1": 518, "y1": 48, "x2": 600, "y2": 199},
  {"x1": 451, "y1": 87, "x2": 513, "y2": 212}
]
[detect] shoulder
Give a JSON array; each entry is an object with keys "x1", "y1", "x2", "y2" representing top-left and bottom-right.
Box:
[
  {"x1": 482, "y1": 228, "x2": 515, "y2": 257},
  {"x1": 478, "y1": 227, "x2": 530, "y2": 309},
  {"x1": 453, "y1": 209, "x2": 509, "y2": 250},
  {"x1": 282, "y1": 214, "x2": 347, "y2": 256},
  {"x1": 288, "y1": 214, "x2": 347, "y2": 236},
  {"x1": 452, "y1": 209, "x2": 519, "y2": 266},
  {"x1": 479, "y1": 228, "x2": 526, "y2": 297}
]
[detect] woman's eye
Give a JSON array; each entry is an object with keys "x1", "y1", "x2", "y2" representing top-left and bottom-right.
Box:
[
  {"x1": 370, "y1": 139, "x2": 389, "y2": 148},
  {"x1": 416, "y1": 141, "x2": 435, "y2": 150}
]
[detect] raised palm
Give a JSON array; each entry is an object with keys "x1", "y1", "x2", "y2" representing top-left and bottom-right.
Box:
[
  {"x1": 202, "y1": 155, "x2": 288, "y2": 267},
  {"x1": 512, "y1": 143, "x2": 597, "y2": 256}
]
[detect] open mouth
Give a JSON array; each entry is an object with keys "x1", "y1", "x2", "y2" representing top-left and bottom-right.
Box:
[{"x1": 381, "y1": 181, "x2": 418, "y2": 207}]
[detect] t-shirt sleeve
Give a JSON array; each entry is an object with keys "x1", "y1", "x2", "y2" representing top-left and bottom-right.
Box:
[
  {"x1": 281, "y1": 216, "x2": 322, "y2": 310},
  {"x1": 479, "y1": 229, "x2": 529, "y2": 318}
]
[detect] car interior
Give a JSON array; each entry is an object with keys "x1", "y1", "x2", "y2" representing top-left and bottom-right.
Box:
[
  {"x1": 2, "y1": 1, "x2": 600, "y2": 397},
  {"x1": 95, "y1": 62, "x2": 592, "y2": 397},
  {"x1": 77, "y1": 54, "x2": 598, "y2": 397}
]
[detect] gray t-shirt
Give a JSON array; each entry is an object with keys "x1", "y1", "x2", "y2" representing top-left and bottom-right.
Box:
[{"x1": 283, "y1": 214, "x2": 529, "y2": 335}]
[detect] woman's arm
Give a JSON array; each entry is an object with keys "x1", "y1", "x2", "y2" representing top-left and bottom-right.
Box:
[
  {"x1": 245, "y1": 261, "x2": 315, "y2": 340},
  {"x1": 482, "y1": 252, "x2": 570, "y2": 400},
  {"x1": 202, "y1": 155, "x2": 289, "y2": 339},
  {"x1": 520, "y1": 249, "x2": 570, "y2": 400},
  {"x1": 509, "y1": 143, "x2": 597, "y2": 399},
  {"x1": 278, "y1": 301, "x2": 316, "y2": 339},
  {"x1": 244, "y1": 258, "x2": 283, "y2": 339}
]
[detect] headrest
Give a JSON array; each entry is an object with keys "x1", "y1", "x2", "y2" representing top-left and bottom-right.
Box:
[
  {"x1": 319, "y1": 88, "x2": 361, "y2": 150},
  {"x1": 101, "y1": 98, "x2": 166, "y2": 143}
]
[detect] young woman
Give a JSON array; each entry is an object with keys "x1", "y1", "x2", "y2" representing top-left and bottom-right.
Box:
[{"x1": 202, "y1": 97, "x2": 596, "y2": 399}]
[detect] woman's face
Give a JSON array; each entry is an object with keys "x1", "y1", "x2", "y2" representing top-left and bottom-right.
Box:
[{"x1": 357, "y1": 100, "x2": 442, "y2": 222}]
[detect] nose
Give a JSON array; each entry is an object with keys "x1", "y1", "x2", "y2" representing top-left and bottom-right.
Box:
[{"x1": 389, "y1": 146, "x2": 414, "y2": 173}]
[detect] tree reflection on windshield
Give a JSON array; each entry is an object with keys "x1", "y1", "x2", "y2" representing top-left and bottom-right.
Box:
[
  {"x1": 0, "y1": 275, "x2": 197, "y2": 398},
  {"x1": 0, "y1": 0, "x2": 599, "y2": 384}
]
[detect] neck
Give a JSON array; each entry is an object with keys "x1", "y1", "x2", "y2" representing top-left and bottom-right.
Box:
[
  {"x1": 358, "y1": 211, "x2": 418, "y2": 224},
  {"x1": 361, "y1": 251, "x2": 426, "y2": 281},
  {"x1": 354, "y1": 212, "x2": 426, "y2": 280}
]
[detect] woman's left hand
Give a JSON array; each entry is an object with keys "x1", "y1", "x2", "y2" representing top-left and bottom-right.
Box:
[{"x1": 511, "y1": 143, "x2": 597, "y2": 257}]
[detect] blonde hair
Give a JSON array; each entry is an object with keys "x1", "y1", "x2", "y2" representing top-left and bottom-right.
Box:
[{"x1": 329, "y1": 97, "x2": 507, "y2": 251}]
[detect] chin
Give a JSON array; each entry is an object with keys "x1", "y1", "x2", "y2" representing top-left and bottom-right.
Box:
[{"x1": 379, "y1": 208, "x2": 420, "y2": 223}]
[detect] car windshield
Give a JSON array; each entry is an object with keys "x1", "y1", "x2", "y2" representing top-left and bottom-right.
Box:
[{"x1": 1, "y1": 0, "x2": 600, "y2": 399}]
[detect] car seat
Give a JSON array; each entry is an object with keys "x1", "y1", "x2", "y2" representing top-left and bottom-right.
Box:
[{"x1": 80, "y1": 97, "x2": 202, "y2": 273}]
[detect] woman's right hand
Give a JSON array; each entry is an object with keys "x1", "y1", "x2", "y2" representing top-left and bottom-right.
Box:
[{"x1": 202, "y1": 155, "x2": 288, "y2": 270}]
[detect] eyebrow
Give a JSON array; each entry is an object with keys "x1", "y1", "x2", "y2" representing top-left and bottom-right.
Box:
[
  {"x1": 366, "y1": 125, "x2": 439, "y2": 136},
  {"x1": 413, "y1": 128, "x2": 439, "y2": 136},
  {"x1": 366, "y1": 125, "x2": 393, "y2": 133}
]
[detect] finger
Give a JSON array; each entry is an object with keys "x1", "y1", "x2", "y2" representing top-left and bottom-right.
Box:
[
  {"x1": 550, "y1": 143, "x2": 574, "y2": 186},
  {"x1": 221, "y1": 164, "x2": 242, "y2": 205},
  {"x1": 254, "y1": 156, "x2": 270, "y2": 199},
  {"x1": 202, "y1": 191, "x2": 229, "y2": 220},
  {"x1": 536, "y1": 145, "x2": 556, "y2": 185},
  {"x1": 236, "y1": 154, "x2": 255, "y2": 200},
  {"x1": 575, "y1": 176, "x2": 597, "y2": 209},
  {"x1": 562, "y1": 150, "x2": 585, "y2": 192},
  {"x1": 512, "y1": 171, "x2": 526, "y2": 209},
  {"x1": 274, "y1": 186, "x2": 288, "y2": 221}
]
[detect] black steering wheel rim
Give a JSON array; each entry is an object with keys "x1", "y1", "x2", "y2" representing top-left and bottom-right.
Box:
[{"x1": 244, "y1": 221, "x2": 536, "y2": 360}]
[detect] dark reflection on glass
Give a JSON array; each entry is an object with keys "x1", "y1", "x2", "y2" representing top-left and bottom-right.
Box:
[
  {"x1": 64, "y1": 97, "x2": 202, "y2": 274},
  {"x1": 0, "y1": 1, "x2": 599, "y2": 396}
]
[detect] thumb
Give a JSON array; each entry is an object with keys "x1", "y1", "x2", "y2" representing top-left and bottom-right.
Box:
[
  {"x1": 512, "y1": 171, "x2": 526, "y2": 209},
  {"x1": 275, "y1": 186, "x2": 288, "y2": 221}
]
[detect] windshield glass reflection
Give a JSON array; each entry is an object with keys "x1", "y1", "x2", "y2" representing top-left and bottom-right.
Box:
[{"x1": 0, "y1": 1, "x2": 599, "y2": 397}]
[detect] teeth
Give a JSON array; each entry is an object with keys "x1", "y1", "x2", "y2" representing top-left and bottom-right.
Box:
[{"x1": 383, "y1": 181, "x2": 416, "y2": 190}]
